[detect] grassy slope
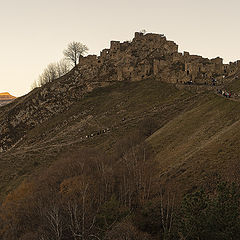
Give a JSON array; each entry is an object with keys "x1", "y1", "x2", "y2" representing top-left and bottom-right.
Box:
[
  {"x1": 0, "y1": 79, "x2": 199, "y2": 198},
  {"x1": 1, "y1": 77, "x2": 240, "y2": 200},
  {"x1": 148, "y1": 92, "x2": 240, "y2": 195}
]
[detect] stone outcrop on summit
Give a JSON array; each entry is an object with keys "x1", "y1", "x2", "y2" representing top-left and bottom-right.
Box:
[{"x1": 0, "y1": 32, "x2": 240, "y2": 152}]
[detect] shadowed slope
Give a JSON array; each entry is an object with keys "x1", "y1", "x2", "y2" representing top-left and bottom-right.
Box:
[
  {"x1": 1, "y1": 77, "x2": 240, "y2": 200},
  {"x1": 148, "y1": 93, "x2": 240, "y2": 194},
  {"x1": 0, "y1": 79, "x2": 200, "y2": 198}
]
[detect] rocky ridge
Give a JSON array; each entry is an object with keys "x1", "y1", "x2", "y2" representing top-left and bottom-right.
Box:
[{"x1": 0, "y1": 92, "x2": 16, "y2": 106}]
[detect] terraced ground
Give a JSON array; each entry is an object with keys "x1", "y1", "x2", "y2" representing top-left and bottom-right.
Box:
[{"x1": 1, "y1": 76, "x2": 240, "y2": 199}]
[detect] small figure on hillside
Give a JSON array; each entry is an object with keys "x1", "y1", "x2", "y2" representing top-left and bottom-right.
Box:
[{"x1": 212, "y1": 78, "x2": 217, "y2": 86}]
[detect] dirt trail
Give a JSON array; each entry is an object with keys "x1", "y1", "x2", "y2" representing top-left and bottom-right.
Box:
[
  {"x1": 177, "y1": 82, "x2": 240, "y2": 102},
  {"x1": 1, "y1": 91, "x2": 202, "y2": 160}
]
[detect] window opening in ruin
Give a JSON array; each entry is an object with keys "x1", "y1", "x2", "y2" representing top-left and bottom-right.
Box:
[{"x1": 187, "y1": 70, "x2": 190, "y2": 75}]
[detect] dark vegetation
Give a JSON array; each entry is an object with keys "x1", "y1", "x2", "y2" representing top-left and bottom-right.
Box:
[
  {"x1": 1, "y1": 127, "x2": 240, "y2": 240},
  {"x1": 2, "y1": 77, "x2": 240, "y2": 239}
]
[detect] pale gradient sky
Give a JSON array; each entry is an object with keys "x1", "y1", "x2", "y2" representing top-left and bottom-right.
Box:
[{"x1": 0, "y1": 0, "x2": 239, "y2": 97}]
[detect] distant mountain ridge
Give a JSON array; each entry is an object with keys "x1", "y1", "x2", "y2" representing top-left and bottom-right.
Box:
[{"x1": 0, "y1": 92, "x2": 16, "y2": 106}]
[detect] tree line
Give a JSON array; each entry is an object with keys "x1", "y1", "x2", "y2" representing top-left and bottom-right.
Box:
[{"x1": 31, "y1": 42, "x2": 88, "y2": 89}]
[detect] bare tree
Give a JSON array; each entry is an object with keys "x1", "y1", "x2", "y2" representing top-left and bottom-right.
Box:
[
  {"x1": 160, "y1": 191, "x2": 175, "y2": 238},
  {"x1": 41, "y1": 63, "x2": 58, "y2": 84},
  {"x1": 140, "y1": 29, "x2": 147, "y2": 34},
  {"x1": 63, "y1": 41, "x2": 89, "y2": 66},
  {"x1": 55, "y1": 59, "x2": 71, "y2": 78},
  {"x1": 45, "y1": 205, "x2": 63, "y2": 240},
  {"x1": 31, "y1": 80, "x2": 39, "y2": 90},
  {"x1": 31, "y1": 59, "x2": 71, "y2": 89},
  {"x1": 60, "y1": 175, "x2": 98, "y2": 240}
]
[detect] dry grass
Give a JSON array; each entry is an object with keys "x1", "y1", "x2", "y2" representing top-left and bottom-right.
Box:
[
  {"x1": 0, "y1": 79, "x2": 196, "y2": 199},
  {"x1": 1, "y1": 78, "x2": 240, "y2": 200},
  {"x1": 147, "y1": 93, "x2": 240, "y2": 195}
]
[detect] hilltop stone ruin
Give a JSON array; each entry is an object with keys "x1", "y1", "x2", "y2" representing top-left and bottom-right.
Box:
[{"x1": 77, "y1": 32, "x2": 240, "y2": 84}]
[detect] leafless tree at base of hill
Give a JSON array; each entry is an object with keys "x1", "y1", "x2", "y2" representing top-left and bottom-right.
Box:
[{"x1": 63, "y1": 41, "x2": 89, "y2": 66}]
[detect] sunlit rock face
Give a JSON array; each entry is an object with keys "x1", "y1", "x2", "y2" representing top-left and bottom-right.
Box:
[{"x1": 0, "y1": 92, "x2": 16, "y2": 106}]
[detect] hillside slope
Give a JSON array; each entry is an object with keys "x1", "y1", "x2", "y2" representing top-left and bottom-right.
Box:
[
  {"x1": 1, "y1": 78, "x2": 240, "y2": 198},
  {"x1": 1, "y1": 31, "x2": 240, "y2": 200},
  {"x1": 0, "y1": 67, "x2": 111, "y2": 152},
  {"x1": 0, "y1": 79, "x2": 204, "y2": 197},
  {"x1": 148, "y1": 92, "x2": 240, "y2": 194}
]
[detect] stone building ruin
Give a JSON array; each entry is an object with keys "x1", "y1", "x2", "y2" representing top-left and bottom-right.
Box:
[{"x1": 76, "y1": 32, "x2": 240, "y2": 85}]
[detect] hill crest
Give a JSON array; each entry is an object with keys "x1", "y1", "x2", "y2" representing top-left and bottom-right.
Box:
[{"x1": 0, "y1": 31, "x2": 240, "y2": 153}]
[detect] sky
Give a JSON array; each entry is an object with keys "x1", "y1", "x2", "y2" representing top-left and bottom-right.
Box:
[{"x1": 0, "y1": 0, "x2": 239, "y2": 97}]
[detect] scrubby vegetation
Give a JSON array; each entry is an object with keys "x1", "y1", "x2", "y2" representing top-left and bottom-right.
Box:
[
  {"x1": 1, "y1": 128, "x2": 240, "y2": 240},
  {"x1": 2, "y1": 78, "x2": 240, "y2": 239}
]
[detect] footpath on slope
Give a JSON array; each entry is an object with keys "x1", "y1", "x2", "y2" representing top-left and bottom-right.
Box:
[
  {"x1": 1, "y1": 78, "x2": 240, "y2": 158},
  {"x1": 0, "y1": 92, "x2": 201, "y2": 158},
  {"x1": 176, "y1": 81, "x2": 240, "y2": 102}
]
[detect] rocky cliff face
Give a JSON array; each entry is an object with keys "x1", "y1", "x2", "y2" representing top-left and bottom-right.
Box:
[{"x1": 0, "y1": 92, "x2": 16, "y2": 106}]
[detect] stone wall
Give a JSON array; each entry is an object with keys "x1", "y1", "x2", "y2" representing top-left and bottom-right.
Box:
[{"x1": 77, "y1": 32, "x2": 240, "y2": 85}]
